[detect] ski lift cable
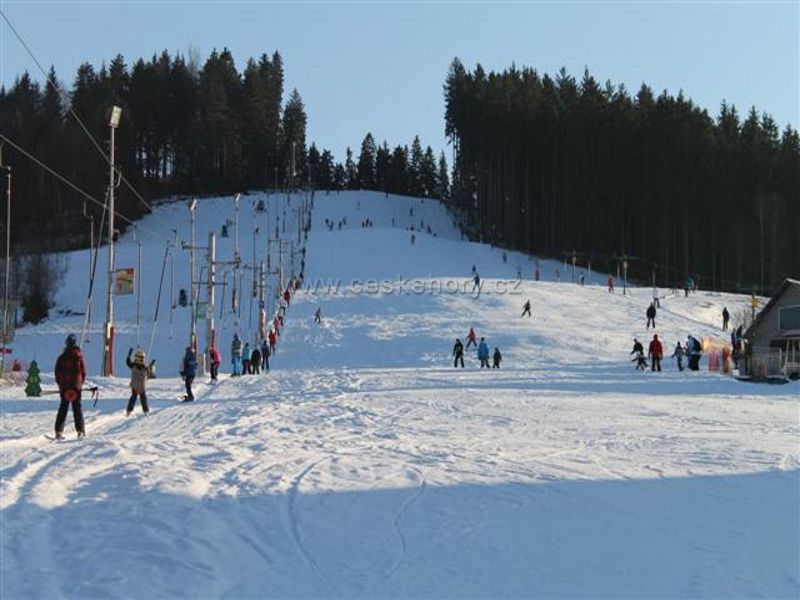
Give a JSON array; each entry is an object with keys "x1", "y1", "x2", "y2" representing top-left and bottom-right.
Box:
[
  {"x1": 0, "y1": 133, "x2": 158, "y2": 234},
  {"x1": 146, "y1": 240, "x2": 171, "y2": 359},
  {"x1": 79, "y1": 187, "x2": 110, "y2": 347},
  {"x1": 0, "y1": 10, "x2": 169, "y2": 229}
]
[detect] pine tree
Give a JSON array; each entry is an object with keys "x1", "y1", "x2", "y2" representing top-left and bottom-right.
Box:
[
  {"x1": 25, "y1": 360, "x2": 41, "y2": 397},
  {"x1": 436, "y1": 151, "x2": 450, "y2": 200},
  {"x1": 357, "y1": 133, "x2": 377, "y2": 189},
  {"x1": 344, "y1": 147, "x2": 358, "y2": 189}
]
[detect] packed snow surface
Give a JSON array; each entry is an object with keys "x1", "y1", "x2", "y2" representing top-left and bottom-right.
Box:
[{"x1": 1, "y1": 191, "x2": 798, "y2": 599}]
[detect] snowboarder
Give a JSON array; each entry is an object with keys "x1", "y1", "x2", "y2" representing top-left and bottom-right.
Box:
[
  {"x1": 231, "y1": 334, "x2": 243, "y2": 376},
  {"x1": 180, "y1": 346, "x2": 197, "y2": 401},
  {"x1": 260, "y1": 339, "x2": 270, "y2": 371},
  {"x1": 492, "y1": 347, "x2": 502, "y2": 369},
  {"x1": 646, "y1": 303, "x2": 657, "y2": 329},
  {"x1": 453, "y1": 338, "x2": 465, "y2": 368},
  {"x1": 466, "y1": 327, "x2": 477, "y2": 349},
  {"x1": 242, "y1": 342, "x2": 251, "y2": 375},
  {"x1": 209, "y1": 346, "x2": 221, "y2": 381},
  {"x1": 250, "y1": 346, "x2": 261, "y2": 375},
  {"x1": 477, "y1": 338, "x2": 490, "y2": 368},
  {"x1": 722, "y1": 306, "x2": 730, "y2": 331},
  {"x1": 671, "y1": 341, "x2": 685, "y2": 372},
  {"x1": 521, "y1": 300, "x2": 532, "y2": 317},
  {"x1": 53, "y1": 334, "x2": 87, "y2": 439},
  {"x1": 314, "y1": 307, "x2": 322, "y2": 324},
  {"x1": 648, "y1": 334, "x2": 663, "y2": 372},
  {"x1": 125, "y1": 348, "x2": 151, "y2": 416}
]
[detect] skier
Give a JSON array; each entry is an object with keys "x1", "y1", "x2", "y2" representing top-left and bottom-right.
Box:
[
  {"x1": 477, "y1": 338, "x2": 490, "y2": 368},
  {"x1": 180, "y1": 346, "x2": 197, "y2": 401},
  {"x1": 671, "y1": 341, "x2": 685, "y2": 372},
  {"x1": 630, "y1": 338, "x2": 644, "y2": 357},
  {"x1": 608, "y1": 275, "x2": 615, "y2": 293},
  {"x1": 632, "y1": 350, "x2": 648, "y2": 371},
  {"x1": 53, "y1": 334, "x2": 87, "y2": 439},
  {"x1": 268, "y1": 328, "x2": 277, "y2": 355},
  {"x1": 242, "y1": 342, "x2": 251, "y2": 375},
  {"x1": 722, "y1": 306, "x2": 730, "y2": 331},
  {"x1": 521, "y1": 300, "x2": 532, "y2": 317},
  {"x1": 250, "y1": 346, "x2": 261, "y2": 375},
  {"x1": 492, "y1": 347, "x2": 502, "y2": 369},
  {"x1": 466, "y1": 327, "x2": 478, "y2": 349},
  {"x1": 231, "y1": 334, "x2": 243, "y2": 376},
  {"x1": 314, "y1": 307, "x2": 322, "y2": 324},
  {"x1": 646, "y1": 303, "x2": 657, "y2": 329},
  {"x1": 686, "y1": 335, "x2": 702, "y2": 371},
  {"x1": 452, "y1": 338, "x2": 465, "y2": 368},
  {"x1": 260, "y1": 339, "x2": 270, "y2": 371},
  {"x1": 472, "y1": 273, "x2": 481, "y2": 293},
  {"x1": 648, "y1": 334, "x2": 663, "y2": 372},
  {"x1": 125, "y1": 348, "x2": 151, "y2": 416},
  {"x1": 208, "y1": 346, "x2": 221, "y2": 381}
]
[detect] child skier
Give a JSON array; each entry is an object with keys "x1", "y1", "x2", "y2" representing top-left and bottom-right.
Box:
[
  {"x1": 466, "y1": 327, "x2": 477, "y2": 349},
  {"x1": 126, "y1": 348, "x2": 151, "y2": 416},
  {"x1": 632, "y1": 350, "x2": 648, "y2": 371},
  {"x1": 478, "y1": 338, "x2": 490, "y2": 368},
  {"x1": 492, "y1": 347, "x2": 502, "y2": 369}
]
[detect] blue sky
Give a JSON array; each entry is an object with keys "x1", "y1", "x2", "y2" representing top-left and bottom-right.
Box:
[{"x1": 1, "y1": 1, "x2": 797, "y2": 162}]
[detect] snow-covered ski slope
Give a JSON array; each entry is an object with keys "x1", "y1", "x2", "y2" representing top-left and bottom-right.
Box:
[{"x1": 2, "y1": 191, "x2": 798, "y2": 599}]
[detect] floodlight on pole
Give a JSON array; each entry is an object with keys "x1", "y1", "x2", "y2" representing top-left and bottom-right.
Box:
[{"x1": 103, "y1": 105, "x2": 122, "y2": 376}]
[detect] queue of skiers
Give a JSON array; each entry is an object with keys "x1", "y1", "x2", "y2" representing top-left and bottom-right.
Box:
[{"x1": 453, "y1": 330, "x2": 502, "y2": 369}]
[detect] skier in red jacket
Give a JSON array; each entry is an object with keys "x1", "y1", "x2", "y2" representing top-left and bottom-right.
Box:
[
  {"x1": 648, "y1": 334, "x2": 663, "y2": 372},
  {"x1": 268, "y1": 329, "x2": 277, "y2": 355},
  {"x1": 466, "y1": 327, "x2": 478, "y2": 349},
  {"x1": 54, "y1": 334, "x2": 87, "y2": 439}
]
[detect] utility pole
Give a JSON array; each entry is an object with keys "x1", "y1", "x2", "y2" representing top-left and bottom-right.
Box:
[
  {"x1": 207, "y1": 232, "x2": 216, "y2": 359},
  {"x1": 170, "y1": 228, "x2": 177, "y2": 338},
  {"x1": 0, "y1": 147, "x2": 11, "y2": 373},
  {"x1": 136, "y1": 237, "x2": 142, "y2": 346},
  {"x1": 103, "y1": 106, "x2": 122, "y2": 376},
  {"x1": 189, "y1": 198, "x2": 198, "y2": 351}
]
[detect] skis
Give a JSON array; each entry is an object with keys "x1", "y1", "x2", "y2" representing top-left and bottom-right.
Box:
[{"x1": 44, "y1": 434, "x2": 83, "y2": 442}]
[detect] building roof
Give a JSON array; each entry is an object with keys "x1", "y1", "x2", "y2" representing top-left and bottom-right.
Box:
[{"x1": 745, "y1": 278, "x2": 800, "y2": 339}]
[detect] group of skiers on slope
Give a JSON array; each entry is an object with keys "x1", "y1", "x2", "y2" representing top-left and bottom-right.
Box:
[
  {"x1": 453, "y1": 327, "x2": 502, "y2": 369},
  {"x1": 630, "y1": 334, "x2": 704, "y2": 372}
]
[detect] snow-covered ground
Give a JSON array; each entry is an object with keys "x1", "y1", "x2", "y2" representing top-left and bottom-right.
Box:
[{"x1": 1, "y1": 191, "x2": 798, "y2": 598}]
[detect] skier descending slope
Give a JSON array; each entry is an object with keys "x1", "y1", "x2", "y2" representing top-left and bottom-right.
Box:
[{"x1": 53, "y1": 334, "x2": 87, "y2": 439}]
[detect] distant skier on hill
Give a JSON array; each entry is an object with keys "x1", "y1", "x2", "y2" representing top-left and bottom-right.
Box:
[
  {"x1": 453, "y1": 339, "x2": 465, "y2": 368},
  {"x1": 608, "y1": 275, "x2": 615, "y2": 293},
  {"x1": 472, "y1": 273, "x2": 481, "y2": 293},
  {"x1": 521, "y1": 300, "x2": 532, "y2": 317},
  {"x1": 477, "y1": 338, "x2": 490, "y2": 368},
  {"x1": 260, "y1": 339, "x2": 270, "y2": 371},
  {"x1": 314, "y1": 307, "x2": 322, "y2": 324},
  {"x1": 250, "y1": 346, "x2": 261, "y2": 375},
  {"x1": 268, "y1": 328, "x2": 277, "y2": 355},
  {"x1": 466, "y1": 327, "x2": 477, "y2": 349},
  {"x1": 722, "y1": 306, "x2": 730, "y2": 331},
  {"x1": 492, "y1": 347, "x2": 502, "y2": 369},
  {"x1": 646, "y1": 303, "x2": 657, "y2": 329}
]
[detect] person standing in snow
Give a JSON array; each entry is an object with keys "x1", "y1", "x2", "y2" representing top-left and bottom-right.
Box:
[
  {"x1": 466, "y1": 327, "x2": 478, "y2": 349},
  {"x1": 477, "y1": 338, "x2": 490, "y2": 368},
  {"x1": 671, "y1": 341, "x2": 685, "y2": 372},
  {"x1": 452, "y1": 338, "x2": 465, "y2": 368},
  {"x1": 608, "y1": 275, "x2": 615, "y2": 293},
  {"x1": 250, "y1": 346, "x2": 261, "y2": 375},
  {"x1": 260, "y1": 339, "x2": 270, "y2": 371},
  {"x1": 492, "y1": 347, "x2": 502, "y2": 369},
  {"x1": 268, "y1": 328, "x2": 277, "y2": 355},
  {"x1": 209, "y1": 346, "x2": 221, "y2": 381},
  {"x1": 646, "y1": 303, "x2": 657, "y2": 329},
  {"x1": 53, "y1": 334, "x2": 87, "y2": 439},
  {"x1": 648, "y1": 334, "x2": 663, "y2": 372},
  {"x1": 472, "y1": 273, "x2": 481, "y2": 293},
  {"x1": 126, "y1": 348, "x2": 151, "y2": 416},
  {"x1": 231, "y1": 334, "x2": 243, "y2": 376},
  {"x1": 314, "y1": 307, "x2": 322, "y2": 324},
  {"x1": 180, "y1": 346, "x2": 197, "y2": 401},
  {"x1": 722, "y1": 306, "x2": 730, "y2": 331},
  {"x1": 242, "y1": 342, "x2": 251, "y2": 375},
  {"x1": 521, "y1": 300, "x2": 532, "y2": 317}
]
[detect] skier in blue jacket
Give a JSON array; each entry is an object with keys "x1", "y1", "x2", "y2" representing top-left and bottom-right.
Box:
[
  {"x1": 180, "y1": 346, "x2": 197, "y2": 401},
  {"x1": 477, "y1": 338, "x2": 490, "y2": 368}
]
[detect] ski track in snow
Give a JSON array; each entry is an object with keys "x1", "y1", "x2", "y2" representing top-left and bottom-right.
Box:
[{"x1": 1, "y1": 191, "x2": 798, "y2": 599}]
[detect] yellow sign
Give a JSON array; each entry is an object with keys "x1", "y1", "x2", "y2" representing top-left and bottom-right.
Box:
[{"x1": 115, "y1": 268, "x2": 135, "y2": 295}]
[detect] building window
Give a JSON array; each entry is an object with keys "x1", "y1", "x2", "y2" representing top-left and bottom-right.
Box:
[{"x1": 778, "y1": 305, "x2": 800, "y2": 330}]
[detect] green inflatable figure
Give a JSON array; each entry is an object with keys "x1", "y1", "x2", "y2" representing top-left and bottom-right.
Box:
[{"x1": 25, "y1": 360, "x2": 41, "y2": 397}]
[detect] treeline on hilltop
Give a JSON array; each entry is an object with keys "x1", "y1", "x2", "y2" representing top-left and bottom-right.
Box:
[
  {"x1": 0, "y1": 47, "x2": 448, "y2": 253},
  {"x1": 444, "y1": 58, "x2": 800, "y2": 293}
]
